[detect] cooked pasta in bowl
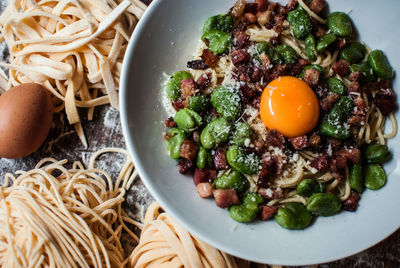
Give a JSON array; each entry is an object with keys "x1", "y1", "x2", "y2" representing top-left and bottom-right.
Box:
[{"x1": 120, "y1": 0, "x2": 400, "y2": 264}]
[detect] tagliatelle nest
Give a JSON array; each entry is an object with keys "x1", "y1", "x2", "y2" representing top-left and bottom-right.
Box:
[{"x1": 0, "y1": 0, "x2": 146, "y2": 147}]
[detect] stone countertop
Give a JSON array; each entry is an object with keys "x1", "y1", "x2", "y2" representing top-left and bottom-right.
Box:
[{"x1": 0, "y1": 0, "x2": 398, "y2": 267}]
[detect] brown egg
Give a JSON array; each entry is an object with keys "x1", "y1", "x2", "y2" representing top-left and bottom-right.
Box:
[{"x1": 0, "y1": 83, "x2": 53, "y2": 159}]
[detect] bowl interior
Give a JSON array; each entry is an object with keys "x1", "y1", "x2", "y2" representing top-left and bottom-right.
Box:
[{"x1": 120, "y1": 0, "x2": 400, "y2": 265}]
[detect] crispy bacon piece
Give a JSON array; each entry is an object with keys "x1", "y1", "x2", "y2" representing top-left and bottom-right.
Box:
[
  {"x1": 354, "y1": 96, "x2": 367, "y2": 111},
  {"x1": 197, "y1": 182, "x2": 214, "y2": 198},
  {"x1": 251, "y1": 96, "x2": 261, "y2": 110},
  {"x1": 230, "y1": 0, "x2": 246, "y2": 19},
  {"x1": 258, "y1": 187, "x2": 284, "y2": 200},
  {"x1": 231, "y1": 49, "x2": 250, "y2": 66},
  {"x1": 331, "y1": 148, "x2": 360, "y2": 172},
  {"x1": 304, "y1": 68, "x2": 320, "y2": 87},
  {"x1": 164, "y1": 117, "x2": 176, "y2": 128},
  {"x1": 244, "y1": 12, "x2": 258, "y2": 23},
  {"x1": 260, "y1": 206, "x2": 277, "y2": 220},
  {"x1": 180, "y1": 139, "x2": 198, "y2": 161},
  {"x1": 339, "y1": 148, "x2": 361, "y2": 164},
  {"x1": 213, "y1": 189, "x2": 240, "y2": 208},
  {"x1": 256, "y1": 0, "x2": 269, "y2": 11},
  {"x1": 349, "y1": 81, "x2": 361, "y2": 93},
  {"x1": 245, "y1": 2, "x2": 258, "y2": 14},
  {"x1": 196, "y1": 73, "x2": 211, "y2": 89},
  {"x1": 187, "y1": 59, "x2": 208, "y2": 70},
  {"x1": 234, "y1": 31, "x2": 250, "y2": 49},
  {"x1": 374, "y1": 88, "x2": 397, "y2": 116},
  {"x1": 332, "y1": 59, "x2": 350, "y2": 76},
  {"x1": 172, "y1": 99, "x2": 186, "y2": 111},
  {"x1": 258, "y1": 154, "x2": 285, "y2": 187},
  {"x1": 180, "y1": 79, "x2": 196, "y2": 96},
  {"x1": 193, "y1": 168, "x2": 217, "y2": 185},
  {"x1": 265, "y1": 129, "x2": 285, "y2": 147},
  {"x1": 343, "y1": 191, "x2": 361, "y2": 212},
  {"x1": 310, "y1": 154, "x2": 329, "y2": 172},
  {"x1": 348, "y1": 115, "x2": 365, "y2": 127},
  {"x1": 213, "y1": 148, "x2": 227, "y2": 170},
  {"x1": 237, "y1": 65, "x2": 252, "y2": 82},
  {"x1": 239, "y1": 84, "x2": 257, "y2": 104},
  {"x1": 201, "y1": 49, "x2": 219, "y2": 67},
  {"x1": 328, "y1": 138, "x2": 342, "y2": 150},
  {"x1": 272, "y1": 14, "x2": 285, "y2": 34},
  {"x1": 290, "y1": 135, "x2": 309, "y2": 150},
  {"x1": 309, "y1": 133, "x2": 321, "y2": 148},
  {"x1": 309, "y1": 0, "x2": 327, "y2": 14},
  {"x1": 320, "y1": 92, "x2": 340, "y2": 111},
  {"x1": 178, "y1": 159, "x2": 194, "y2": 174}
]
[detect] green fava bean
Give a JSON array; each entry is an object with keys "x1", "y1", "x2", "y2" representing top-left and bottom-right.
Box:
[
  {"x1": 165, "y1": 71, "x2": 193, "y2": 100},
  {"x1": 229, "y1": 205, "x2": 258, "y2": 223},
  {"x1": 243, "y1": 193, "x2": 264, "y2": 208},
  {"x1": 328, "y1": 96, "x2": 353, "y2": 123},
  {"x1": 226, "y1": 145, "x2": 260, "y2": 175},
  {"x1": 202, "y1": 30, "x2": 232, "y2": 54},
  {"x1": 307, "y1": 193, "x2": 342, "y2": 216},
  {"x1": 349, "y1": 62, "x2": 377, "y2": 83},
  {"x1": 188, "y1": 95, "x2": 210, "y2": 112},
  {"x1": 214, "y1": 171, "x2": 249, "y2": 193},
  {"x1": 174, "y1": 108, "x2": 202, "y2": 132},
  {"x1": 231, "y1": 122, "x2": 252, "y2": 146},
  {"x1": 305, "y1": 34, "x2": 317, "y2": 61},
  {"x1": 300, "y1": 64, "x2": 324, "y2": 79},
  {"x1": 364, "y1": 164, "x2": 387, "y2": 190},
  {"x1": 296, "y1": 179, "x2": 325, "y2": 197},
  {"x1": 320, "y1": 122, "x2": 349, "y2": 140},
  {"x1": 196, "y1": 146, "x2": 212, "y2": 169},
  {"x1": 203, "y1": 14, "x2": 233, "y2": 34},
  {"x1": 327, "y1": 12, "x2": 353, "y2": 37},
  {"x1": 316, "y1": 33, "x2": 337, "y2": 52},
  {"x1": 167, "y1": 128, "x2": 186, "y2": 159},
  {"x1": 287, "y1": 8, "x2": 312, "y2": 40},
  {"x1": 363, "y1": 143, "x2": 392, "y2": 164},
  {"x1": 320, "y1": 96, "x2": 353, "y2": 139},
  {"x1": 276, "y1": 44, "x2": 298, "y2": 64},
  {"x1": 200, "y1": 118, "x2": 231, "y2": 149},
  {"x1": 367, "y1": 50, "x2": 394, "y2": 80},
  {"x1": 327, "y1": 77, "x2": 345, "y2": 95},
  {"x1": 339, "y1": 42, "x2": 367, "y2": 64},
  {"x1": 211, "y1": 86, "x2": 242, "y2": 120},
  {"x1": 256, "y1": 42, "x2": 282, "y2": 64},
  {"x1": 274, "y1": 202, "x2": 312, "y2": 230},
  {"x1": 349, "y1": 163, "x2": 364, "y2": 193}
]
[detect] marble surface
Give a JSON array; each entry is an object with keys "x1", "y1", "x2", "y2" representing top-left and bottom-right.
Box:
[{"x1": 0, "y1": 0, "x2": 398, "y2": 267}]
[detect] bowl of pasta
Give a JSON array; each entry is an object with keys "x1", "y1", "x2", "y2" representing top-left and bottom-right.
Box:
[{"x1": 120, "y1": 0, "x2": 400, "y2": 265}]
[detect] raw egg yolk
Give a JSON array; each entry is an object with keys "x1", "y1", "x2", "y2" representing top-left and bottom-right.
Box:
[{"x1": 259, "y1": 76, "x2": 320, "y2": 138}]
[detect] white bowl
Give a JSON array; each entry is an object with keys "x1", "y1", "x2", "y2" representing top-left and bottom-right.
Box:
[{"x1": 120, "y1": 0, "x2": 400, "y2": 265}]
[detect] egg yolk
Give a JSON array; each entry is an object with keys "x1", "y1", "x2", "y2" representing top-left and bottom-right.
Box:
[{"x1": 259, "y1": 76, "x2": 320, "y2": 138}]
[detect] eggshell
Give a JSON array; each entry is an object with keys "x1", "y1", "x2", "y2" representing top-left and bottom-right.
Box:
[{"x1": 0, "y1": 83, "x2": 53, "y2": 159}]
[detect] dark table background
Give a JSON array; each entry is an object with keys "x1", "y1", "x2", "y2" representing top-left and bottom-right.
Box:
[{"x1": 0, "y1": 0, "x2": 398, "y2": 267}]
